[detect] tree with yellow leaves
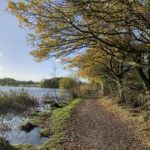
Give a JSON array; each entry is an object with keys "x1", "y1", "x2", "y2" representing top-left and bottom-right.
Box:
[
  {"x1": 7, "y1": 0, "x2": 150, "y2": 90},
  {"x1": 71, "y1": 48, "x2": 133, "y2": 102}
]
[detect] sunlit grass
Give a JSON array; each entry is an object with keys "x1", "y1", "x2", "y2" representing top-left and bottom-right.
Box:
[{"x1": 38, "y1": 98, "x2": 81, "y2": 150}]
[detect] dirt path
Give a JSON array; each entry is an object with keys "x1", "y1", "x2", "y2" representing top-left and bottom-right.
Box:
[{"x1": 64, "y1": 94, "x2": 149, "y2": 150}]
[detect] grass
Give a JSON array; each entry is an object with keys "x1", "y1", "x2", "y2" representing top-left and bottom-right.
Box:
[
  {"x1": 36, "y1": 98, "x2": 81, "y2": 150},
  {"x1": 30, "y1": 111, "x2": 51, "y2": 129},
  {"x1": 51, "y1": 98, "x2": 81, "y2": 131},
  {"x1": 0, "y1": 90, "x2": 37, "y2": 114}
]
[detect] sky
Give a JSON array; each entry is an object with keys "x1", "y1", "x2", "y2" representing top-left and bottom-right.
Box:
[{"x1": 0, "y1": 1, "x2": 70, "y2": 81}]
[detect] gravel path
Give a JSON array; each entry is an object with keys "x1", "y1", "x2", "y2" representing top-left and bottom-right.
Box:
[{"x1": 64, "y1": 94, "x2": 149, "y2": 150}]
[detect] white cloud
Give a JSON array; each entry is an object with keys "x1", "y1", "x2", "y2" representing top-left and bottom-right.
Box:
[
  {"x1": 0, "y1": 53, "x2": 3, "y2": 56},
  {"x1": 55, "y1": 59, "x2": 62, "y2": 63},
  {"x1": 0, "y1": 66, "x2": 4, "y2": 70}
]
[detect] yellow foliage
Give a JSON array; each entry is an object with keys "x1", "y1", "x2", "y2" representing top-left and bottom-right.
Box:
[
  {"x1": 8, "y1": 1, "x2": 17, "y2": 10},
  {"x1": 18, "y1": 2, "x2": 27, "y2": 11}
]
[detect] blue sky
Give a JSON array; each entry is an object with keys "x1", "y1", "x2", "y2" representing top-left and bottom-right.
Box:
[{"x1": 0, "y1": 1, "x2": 70, "y2": 81}]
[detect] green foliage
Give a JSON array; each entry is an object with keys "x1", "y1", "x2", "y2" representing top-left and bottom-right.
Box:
[
  {"x1": 51, "y1": 98, "x2": 81, "y2": 131},
  {"x1": 40, "y1": 77, "x2": 63, "y2": 88},
  {"x1": 59, "y1": 77, "x2": 79, "y2": 98}
]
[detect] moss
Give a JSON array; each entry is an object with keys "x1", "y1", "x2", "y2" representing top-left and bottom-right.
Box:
[
  {"x1": 40, "y1": 129, "x2": 51, "y2": 137},
  {"x1": 51, "y1": 99, "x2": 80, "y2": 131},
  {"x1": 14, "y1": 144, "x2": 34, "y2": 150}
]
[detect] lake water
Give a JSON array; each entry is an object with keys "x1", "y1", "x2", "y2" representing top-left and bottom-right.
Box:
[
  {"x1": 0, "y1": 86, "x2": 71, "y2": 146},
  {"x1": 0, "y1": 86, "x2": 63, "y2": 99}
]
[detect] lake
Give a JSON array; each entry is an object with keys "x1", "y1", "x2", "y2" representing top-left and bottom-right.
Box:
[
  {"x1": 0, "y1": 85, "x2": 65, "y2": 99},
  {"x1": 0, "y1": 86, "x2": 72, "y2": 146}
]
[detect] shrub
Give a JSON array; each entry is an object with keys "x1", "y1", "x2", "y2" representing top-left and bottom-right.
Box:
[
  {"x1": 123, "y1": 87, "x2": 149, "y2": 110},
  {"x1": 0, "y1": 90, "x2": 37, "y2": 114},
  {"x1": 59, "y1": 77, "x2": 78, "y2": 98},
  {"x1": 77, "y1": 84, "x2": 92, "y2": 98}
]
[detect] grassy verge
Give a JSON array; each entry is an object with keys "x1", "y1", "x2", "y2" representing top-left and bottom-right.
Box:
[
  {"x1": 0, "y1": 90, "x2": 37, "y2": 114},
  {"x1": 100, "y1": 97, "x2": 150, "y2": 147},
  {"x1": 37, "y1": 98, "x2": 81, "y2": 150}
]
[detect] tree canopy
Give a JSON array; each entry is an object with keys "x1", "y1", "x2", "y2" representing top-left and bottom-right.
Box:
[{"x1": 7, "y1": 0, "x2": 150, "y2": 103}]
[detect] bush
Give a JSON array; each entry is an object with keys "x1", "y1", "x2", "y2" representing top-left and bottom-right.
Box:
[
  {"x1": 59, "y1": 77, "x2": 78, "y2": 98},
  {"x1": 122, "y1": 87, "x2": 149, "y2": 110},
  {"x1": 59, "y1": 77, "x2": 93, "y2": 98},
  {"x1": 138, "y1": 90, "x2": 150, "y2": 110},
  {"x1": 0, "y1": 90, "x2": 37, "y2": 114},
  {"x1": 77, "y1": 84, "x2": 92, "y2": 98}
]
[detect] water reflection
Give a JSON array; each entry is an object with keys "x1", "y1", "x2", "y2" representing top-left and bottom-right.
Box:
[
  {"x1": 0, "y1": 111, "x2": 48, "y2": 146},
  {"x1": 5, "y1": 128, "x2": 47, "y2": 146}
]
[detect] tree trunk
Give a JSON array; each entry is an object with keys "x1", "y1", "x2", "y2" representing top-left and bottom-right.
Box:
[
  {"x1": 117, "y1": 79, "x2": 125, "y2": 103},
  {"x1": 136, "y1": 67, "x2": 150, "y2": 90},
  {"x1": 134, "y1": 54, "x2": 150, "y2": 90}
]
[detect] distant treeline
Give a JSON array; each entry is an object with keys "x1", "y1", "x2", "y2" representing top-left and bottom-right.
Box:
[
  {"x1": 0, "y1": 77, "x2": 82, "y2": 89},
  {"x1": 0, "y1": 78, "x2": 38, "y2": 87}
]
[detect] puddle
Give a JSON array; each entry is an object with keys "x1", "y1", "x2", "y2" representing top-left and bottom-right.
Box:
[
  {"x1": 3, "y1": 127, "x2": 48, "y2": 146},
  {"x1": 0, "y1": 102, "x2": 50, "y2": 147},
  {"x1": 0, "y1": 113, "x2": 48, "y2": 146}
]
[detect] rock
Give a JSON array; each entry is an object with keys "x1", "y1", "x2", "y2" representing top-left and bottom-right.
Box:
[
  {"x1": 51, "y1": 102, "x2": 62, "y2": 108},
  {"x1": 20, "y1": 122, "x2": 37, "y2": 132},
  {"x1": 43, "y1": 100, "x2": 55, "y2": 105}
]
